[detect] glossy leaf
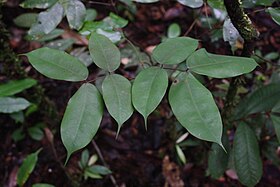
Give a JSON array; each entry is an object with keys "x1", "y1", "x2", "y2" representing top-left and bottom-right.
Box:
[
  {"x1": 152, "y1": 37, "x2": 198, "y2": 65},
  {"x1": 271, "y1": 115, "x2": 280, "y2": 144},
  {"x1": 102, "y1": 74, "x2": 133, "y2": 134},
  {"x1": 20, "y1": 0, "x2": 57, "y2": 9},
  {"x1": 13, "y1": 13, "x2": 38, "y2": 28},
  {"x1": 187, "y1": 48, "x2": 258, "y2": 78},
  {"x1": 0, "y1": 79, "x2": 37, "y2": 97},
  {"x1": 61, "y1": 83, "x2": 103, "y2": 163},
  {"x1": 267, "y1": 8, "x2": 280, "y2": 25},
  {"x1": 169, "y1": 73, "x2": 223, "y2": 146},
  {"x1": 177, "y1": 0, "x2": 203, "y2": 8},
  {"x1": 0, "y1": 97, "x2": 30, "y2": 114},
  {"x1": 233, "y1": 123, "x2": 262, "y2": 187},
  {"x1": 133, "y1": 0, "x2": 159, "y2": 3},
  {"x1": 89, "y1": 33, "x2": 121, "y2": 72},
  {"x1": 132, "y1": 67, "x2": 168, "y2": 128},
  {"x1": 64, "y1": 0, "x2": 86, "y2": 30},
  {"x1": 17, "y1": 149, "x2": 41, "y2": 187},
  {"x1": 25, "y1": 47, "x2": 88, "y2": 81},
  {"x1": 28, "y1": 3, "x2": 64, "y2": 35},
  {"x1": 234, "y1": 83, "x2": 280, "y2": 119},
  {"x1": 167, "y1": 23, "x2": 181, "y2": 38}
]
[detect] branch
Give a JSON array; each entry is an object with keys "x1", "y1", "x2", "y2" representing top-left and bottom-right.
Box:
[{"x1": 222, "y1": 0, "x2": 259, "y2": 123}]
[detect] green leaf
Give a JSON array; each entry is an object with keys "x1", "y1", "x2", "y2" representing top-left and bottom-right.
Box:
[
  {"x1": 61, "y1": 83, "x2": 103, "y2": 163},
  {"x1": 85, "y1": 9, "x2": 97, "y2": 21},
  {"x1": 152, "y1": 37, "x2": 198, "y2": 65},
  {"x1": 132, "y1": 67, "x2": 168, "y2": 129},
  {"x1": 32, "y1": 184, "x2": 55, "y2": 187},
  {"x1": 28, "y1": 126, "x2": 44, "y2": 141},
  {"x1": 187, "y1": 49, "x2": 258, "y2": 78},
  {"x1": 234, "y1": 83, "x2": 280, "y2": 119},
  {"x1": 105, "y1": 13, "x2": 128, "y2": 29},
  {"x1": 169, "y1": 73, "x2": 223, "y2": 146},
  {"x1": 28, "y1": 3, "x2": 64, "y2": 36},
  {"x1": 64, "y1": 0, "x2": 86, "y2": 30},
  {"x1": 0, "y1": 79, "x2": 37, "y2": 97},
  {"x1": 207, "y1": 0, "x2": 225, "y2": 10},
  {"x1": 102, "y1": 74, "x2": 133, "y2": 134},
  {"x1": 89, "y1": 33, "x2": 121, "y2": 72},
  {"x1": 177, "y1": 0, "x2": 204, "y2": 8},
  {"x1": 12, "y1": 127, "x2": 26, "y2": 142},
  {"x1": 0, "y1": 97, "x2": 30, "y2": 114},
  {"x1": 133, "y1": 0, "x2": 159, "y2": 3},
  {"x1": 167, "y1": 23, "x2": 181, "y2": 38},
  {"x1": 26, "y1": 28, "x2": 64, "y2": 41},
  {"x1": 267, "y1": 8, "x2": 280, "y2": 25},
  {"x1": 25, "y1": 47, "x2": 88, "y2": 81},
  {"x1": 80, "y1": 149, "x2": 89, "y2": 169},
  {"x1": 88, "y1": 165, "x2": 112, "y2": 175},
  {"x1": 13, "y1": 13, "x2": 38, "y2": 28},
  {"x1": 233, "y1": 123, "x2": 262, "y2": 187},
  {"x1": 20, "y1": 0, "x2": 57, "y2": 9},
  {"x1": 176, "y1": 145, "x2": 186, "y2": 164},
  {"x1": 84, "y1": 169, "x2": 102, "y2": 179},
  {"x1": 10, "y1": 111, "x2": 25, "y2": 123},
  {"x1": 208, "y1": 133, "x2": 229, "y2": 179},
  {"x1": 45, "y1": 38, "x2": 75, "y2": 51},
  {"x1": 17, "y1": 149, "x2": 41, "y2": 187},
  {"x1": 271, "y1": 115, "x2": 280, "y2": 144}
]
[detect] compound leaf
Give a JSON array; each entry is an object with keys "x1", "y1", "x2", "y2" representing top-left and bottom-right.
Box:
[
  {"x1": 169, "y1": 73, "x2": 223, "y2": 146},
  {"x1": 25, "y1": 47, "x2": 88, "y2": 81},
  {"x1": 187, "y1": 48, "x2": 258, "y2": 78},
  {"x1": 89, "y1": 33, "x2": 120, "y2": 72},
  {"x1": 234, "y1": 123, "x2": 262, "y2": 187},
  {"x1": 61, "y1": 83, "x2": 103, "y2": 163},
  {"x1": 152, "y1": 37, "x2": 198, "y2": 65},
  {"x1": 132, "y1": 67, "x2": 168, "y2": 129},
  {"x1": 102, "y1": 74, "x2": 134, "y2": 134}
]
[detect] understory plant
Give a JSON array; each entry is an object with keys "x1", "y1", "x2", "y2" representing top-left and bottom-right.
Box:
[{"x1": 2, "y1": 0, "x2": 280, "y2": 186}]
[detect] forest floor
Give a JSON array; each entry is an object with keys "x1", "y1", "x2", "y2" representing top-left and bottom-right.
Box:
[{"x1": 1, "y1": 1, "x2": 280, "y2": 187}]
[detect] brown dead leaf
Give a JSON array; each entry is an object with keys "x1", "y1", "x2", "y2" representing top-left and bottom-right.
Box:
[{"x1": 162, "y1": 156, "x2": 184, "y2": 187}]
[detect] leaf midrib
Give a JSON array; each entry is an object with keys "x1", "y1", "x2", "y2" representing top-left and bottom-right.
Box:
[
  {"x1": 71, "y1": 86, "x2": 88, "y2": 150},
  {"x1": 29, "y1": 52, "x2": 82, "y2": 77},
  {"x1": 185, "y1": 76, "x2": 219, "y2": 143}
]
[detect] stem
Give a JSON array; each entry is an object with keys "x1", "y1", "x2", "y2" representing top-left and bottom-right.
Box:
[
  {"x1": 222, "y1": 0, "x2": 259, "y2": 124},
  {"x1": 92, "y1": 140, "x2": 119, "y2": 187}
]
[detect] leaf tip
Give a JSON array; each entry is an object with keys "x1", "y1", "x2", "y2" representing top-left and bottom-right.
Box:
[
  {"x1": 64, "y1": 152, "x2": 72, "y2": 166},
  {"x1": 115, "y1": 125, "x2": 122, "y2": 139},
  {"x1": 144, "y1": 117, "x2": 148, "y2": 131}
]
